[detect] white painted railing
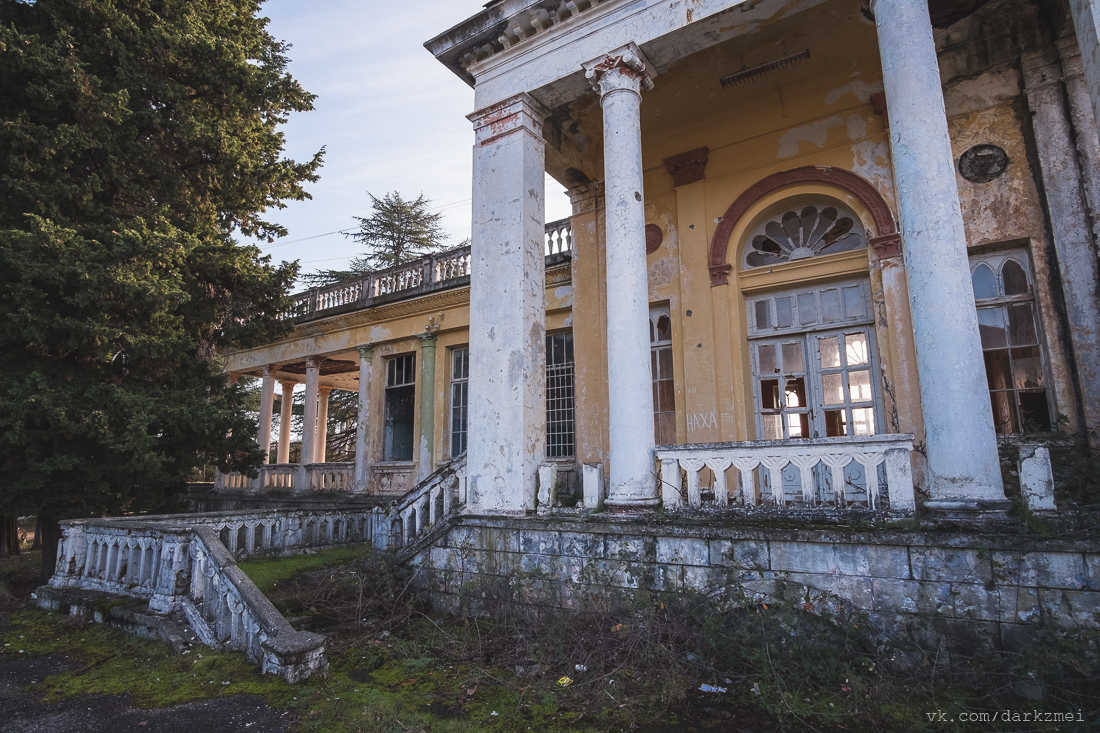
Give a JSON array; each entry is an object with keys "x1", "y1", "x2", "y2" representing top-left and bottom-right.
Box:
[
  {"x1": 215, "y1": 462, "x2": 355, "y2": 493},
  {"x1": 545, "y1": 217, "x2": 573, "y2": 256},
  {"x1": 386, "y1": 455, "x2": 466, "y2": 551},
  {"x1": 656, "y1": 435, "x2": 916, "y2": 512},
  {"x1": 306, "y1": 462, "x2": 355, "y2": 491}
]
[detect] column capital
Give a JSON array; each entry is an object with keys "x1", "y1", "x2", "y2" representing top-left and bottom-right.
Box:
[
  {"x1": 261, "y1": 365, "x2": 273, "y2": 377},
  {"x1": 418, "y1": 331, "x2": 438, "y2": 348},
  {"x1": 357, "y1": 345, "x2": 374, "y2": 360},
  {"x1": 567, "y1": 180, "x2": 604, "y2": 215},
  {"x1": 582, "y1": 42, "x2": 656, "y2": 98},
  {"x1": 318, "y1": 385, "x2": 333, "y2": 395},
  {"x1": 467, "y1": 93, "x2": 549, "y2": 147},
  {"x1": 304, "y1": 356, "x2": 319, "y2": 369},
  {"x1": 279, "y1": 379, "x2": 297, "y2": 391}
]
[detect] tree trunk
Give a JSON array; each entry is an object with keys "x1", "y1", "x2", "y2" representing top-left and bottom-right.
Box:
[
  {"x1": 0, "y1": 515, "x2": 20, "y2": 558},
  {"x1": 39, "y1": 516, "x2": 62, "y2": 583},
  {"x1": 31, "y1": 516, "x2": 41, "y2": 550}
]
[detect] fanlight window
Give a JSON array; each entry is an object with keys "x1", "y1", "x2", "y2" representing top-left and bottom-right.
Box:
[{"x1": 743, "y1": 204, "x2": 866, "y2": 269}]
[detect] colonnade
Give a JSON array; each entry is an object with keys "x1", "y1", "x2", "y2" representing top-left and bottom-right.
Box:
[{"x1": 460, "y1": 0, "x2": 1100, "y2": 513}]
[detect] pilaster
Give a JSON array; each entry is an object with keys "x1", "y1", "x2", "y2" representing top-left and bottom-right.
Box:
[
  {"x1": 1023, "y1": 46, "x2": 1100, "y2": 436},
  {"x1": 465, "y1": 92, "x2": 549, "y2": 513},
  {"x1": 418, "y1": 332, "x2": 438, "y2": 481},
  {"x1": 355, "y1": 346, "x2": 374, "y2": 492}
]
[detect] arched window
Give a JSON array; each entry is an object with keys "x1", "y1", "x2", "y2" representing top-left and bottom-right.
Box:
[
  {"x1": 970, "y1": 251, "x2": 1050, "y2": 433},
  {"x1": 743, "y1": 204, "x2": 867, "y2": 269},
  {"x1": 650, "y1": 307, "x2": 675, "y2": 444}
]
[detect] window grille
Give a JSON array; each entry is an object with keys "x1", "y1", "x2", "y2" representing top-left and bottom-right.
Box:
[
  {"x1": 450, "y1": 347, "x2": 469, "y2": 457},
  {"x1": 650, "y1": 308, "x2": 676, "y2": 445},
  {"x1": 742, "y1": 204, "x2": 866, "y2": 269},
  {"x1": 546, "y1": 333, "x2": 575, "y2": 458},
  {"x1": 970, "y1": 250, "x2": 1051, "y2": 433},
  {"x1": 384, "y1": 353, "x2": 416, "y2": 461}
]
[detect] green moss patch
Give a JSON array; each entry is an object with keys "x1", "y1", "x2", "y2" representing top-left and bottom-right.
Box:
[{"x1": 238, "y1": 544, "x2": 371, "y2": 594}]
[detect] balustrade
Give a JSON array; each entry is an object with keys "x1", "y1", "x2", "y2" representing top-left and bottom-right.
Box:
[
  {"x1": 545, "y1": 217, "x2": 573, "y2": 256},
  {"x1": 280, "y1": 220, "x2": 572, "y2": 322},
  {"x1": 656, "y1": 435, "x2": 916, "y2": 512}
]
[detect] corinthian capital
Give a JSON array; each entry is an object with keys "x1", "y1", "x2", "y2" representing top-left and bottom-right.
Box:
[{"x1": 582, "y1": 42, "x2": 656, "y2": 97}]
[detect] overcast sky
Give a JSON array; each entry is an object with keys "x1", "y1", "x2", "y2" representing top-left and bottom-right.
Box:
[{"x1": 253, "y1": 0, "x2": 572, "y2": 283}]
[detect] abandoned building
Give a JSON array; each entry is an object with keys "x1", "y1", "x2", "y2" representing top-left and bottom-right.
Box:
[{"x1": 39, "y1": 0, "x2": 1100, "y2": 682}]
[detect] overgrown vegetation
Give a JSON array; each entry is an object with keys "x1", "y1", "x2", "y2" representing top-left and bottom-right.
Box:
[{"x1": 4, "y1": 546, "x2": 1099, "y2": 732}]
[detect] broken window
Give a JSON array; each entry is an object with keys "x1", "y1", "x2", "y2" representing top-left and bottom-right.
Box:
[
  {"x1": 384, "y1": 353, "x2": 416, "y2": 461},
  {"x1": 546, "y1": 333, "x2": 575, "y2": 458},
  {"x1": 749, "y1": 281, "x2": 881, "y2": 441},
  {"x1": 746, "y1": 279, "x2": 872, "y2": 337},
  {"x1": 450, "y1": 347, "x2": 469, "y2": 457},
  {"x1": 742, "y1": 204, "x2": 867, "y2": 269},
  {"x1": 651, "y1": 307, "x2": 676, "y2": 445},
  {"x1": 970, "y1": 251, "x2": 1051, "y2": 433}
]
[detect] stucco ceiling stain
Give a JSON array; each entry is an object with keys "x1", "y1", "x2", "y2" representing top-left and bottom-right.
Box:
[{"x1": 777, "y1": 116, "x2": 845, "y2": 158}]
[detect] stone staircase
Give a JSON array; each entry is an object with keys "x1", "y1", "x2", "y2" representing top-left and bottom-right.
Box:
[{"x1": 36, "y1": 456, "x2": 468, "y2": 681}]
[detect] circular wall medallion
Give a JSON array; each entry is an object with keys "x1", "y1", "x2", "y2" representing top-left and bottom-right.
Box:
[
  {"x1": 958, "y1": 144, "x2": 1009, "y2": 183},
  {"x1": 645, "y1": 223, "x2": 663, "y2": 254}
]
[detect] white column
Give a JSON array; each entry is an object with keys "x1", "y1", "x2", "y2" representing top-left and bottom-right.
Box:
[
  {"x1": 872, "y1": 0, "x2": 1007, "y2": 508},
  {"x1": 465, "y1": 93, "x2": 549, "y2": 513},
  {"x1": 257, "y1": 367, "x2": 275, "y2": 465},
  {"x1": 354, "y1": 346, "x2": 374, "y2": 492},
  {"x1": 1070, "y1": 0, "x2": 1100, "y2": 136},
  {"x1": 582, "y1": 43, "x2": 659, "y2": 509},
  {"x1": 317, "y1": 386, "x2": 332, "y2": 463},
  {"x1": 301, "y1": 357, "x2": 319, "y2": 466},
  {"x1": 277, "y1": 380, "x2": 295, "y2": 464}
]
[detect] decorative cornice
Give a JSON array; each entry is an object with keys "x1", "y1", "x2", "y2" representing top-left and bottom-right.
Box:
[
  {"x1": 547, "y1": 260, "x2": 572, "y2": 286},
  {"x1": 582, "y1": 42, "x2": 656, "y2": 97},
  {"x1": 468, "y1": 93, "x2": 549, "y2": 147},
  {"x1": 870, "y1": 233, "x2": 903, "y2": 259},
  {"x1": 455, "y1": 0, "x2": 612, "y2": 74},
  {"x1": 293, "y1": 288, "x2": 473, "y2": 338},
  {"x1": 663, "y1": 147, "x2": 710, "y2": 187},
  {"x1": 708, "y1": 166, "x2": 898, "y2": 287},
  {"x1": 567, "y1": 180, "x2": 604, "y2": 215}
]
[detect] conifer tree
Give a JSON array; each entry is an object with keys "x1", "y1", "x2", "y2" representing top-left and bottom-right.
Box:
[
  {"x1": 0, "y1": 0, "x2": 322, "y2": 578},
  {"x1": 302, "y1": 191, "x2": 453, "y2": 286}
]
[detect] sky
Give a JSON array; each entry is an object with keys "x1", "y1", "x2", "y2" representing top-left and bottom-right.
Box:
[{"x1": 252, "y1": 0, "x2": 572, "y2": 284}]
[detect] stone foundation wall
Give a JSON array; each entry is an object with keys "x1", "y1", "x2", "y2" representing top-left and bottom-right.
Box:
[{"x1": 411, "y1": 515, "x2": 1100, "y2": 656}]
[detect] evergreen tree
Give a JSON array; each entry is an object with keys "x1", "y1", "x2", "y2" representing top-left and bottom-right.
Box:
[
  {"x1": 302, "y1": 191, "x2": 453, "y2": 286},
  {"x1": 0, "y1": 0, "x2": 322, "y2": 577}
]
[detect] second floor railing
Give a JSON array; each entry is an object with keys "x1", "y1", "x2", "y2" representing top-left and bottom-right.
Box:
[{"x1": 284, "y1": 220, "x2": 572, "y2": 321}]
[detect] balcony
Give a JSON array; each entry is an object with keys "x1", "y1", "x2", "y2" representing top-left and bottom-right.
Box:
[{"x1": 282, "y1": 218, "x2": 572, "y2": 322}]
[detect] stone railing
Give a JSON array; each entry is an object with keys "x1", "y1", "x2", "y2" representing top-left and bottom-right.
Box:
[
  {"x1": 41, "y1": 456, "x2": 466, "y2": 680},
  {"x1": 43, "y1": 506, "x2": 385, "y2": 681},
  {"x1": 386, "y1": 455, "x2": 467, "y2": 551},
  {"x1": 545, "y1": 217, "x2": 572, "y2": 256},
  {"x1": 284, "y1": 220, "x2": 573, "y2": 321},
  {"x1": 214, "y1": 462, "x2": 355, "y2": 493},
  {"x1": 656, "y1": 435, "x2": 916, "y2": 512}
]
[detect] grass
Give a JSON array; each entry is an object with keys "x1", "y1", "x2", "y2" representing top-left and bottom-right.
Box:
[
  {"x1": 4, "y1": 545, "x2": 1099, "y2": 732},
  {"x1": 238, "y1": 544, "x2": 372, "y2": 594}
]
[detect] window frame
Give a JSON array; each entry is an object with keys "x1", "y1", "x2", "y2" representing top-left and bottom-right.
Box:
[
  {"x1": 545, "y1": 331, "x2": 576, "y2": 460},
  {"x1": 449, "y1": 346, "x2": 469, "y2": 458},
  {"x1": 383, "y1": 353, "x2": 416, "y2": 462},
  {"x1": 969, "y1": 249, "x2": 1054, "y2": 434},
  {"x1": 650, "y1": 306, "x2": 677, "y2": 446}
]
